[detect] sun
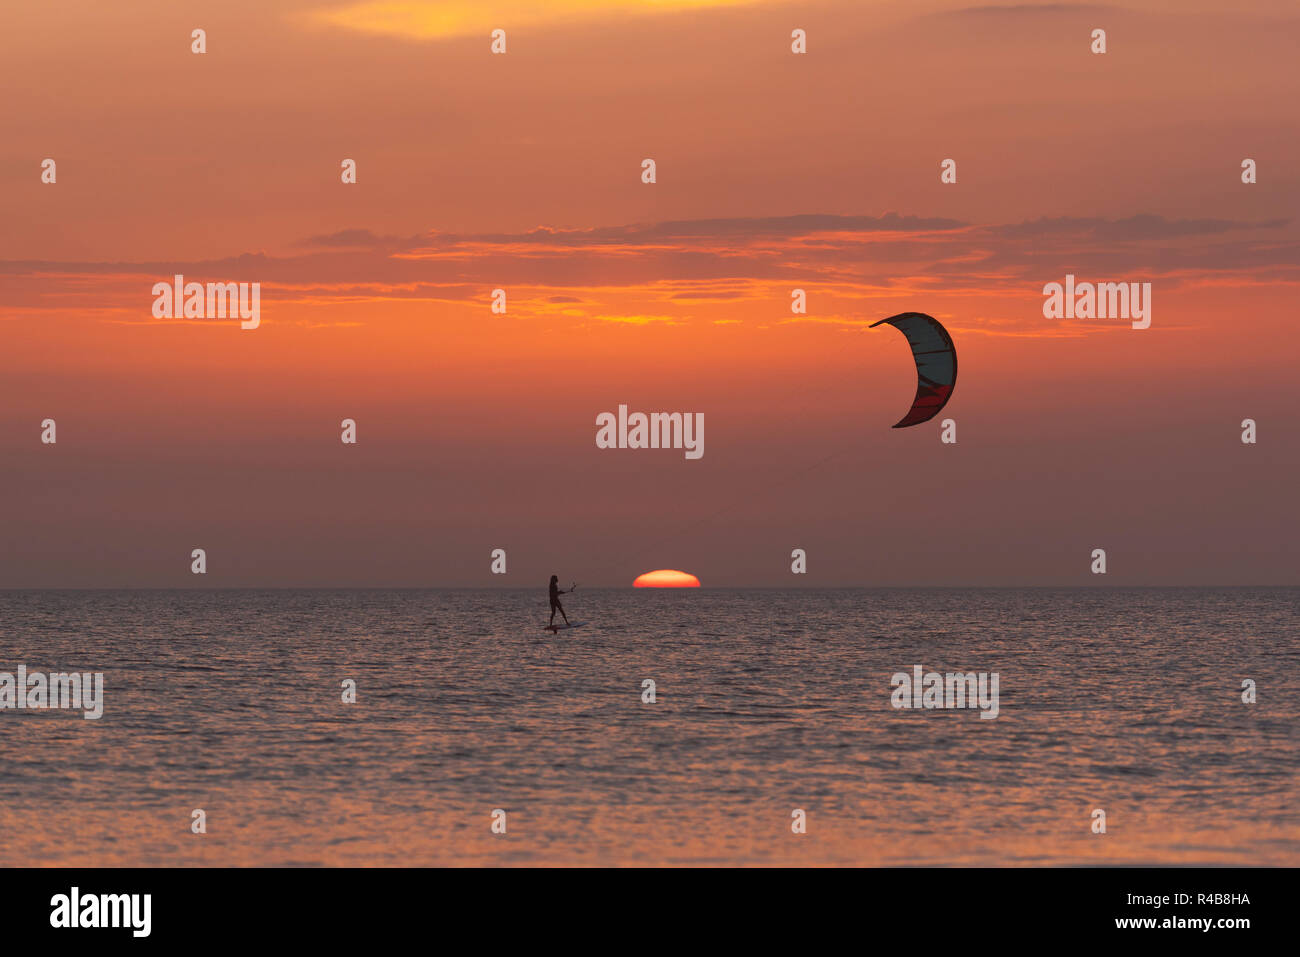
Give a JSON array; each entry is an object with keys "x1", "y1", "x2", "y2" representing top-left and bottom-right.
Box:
[{"x1": 633, "y1": 569, "x2": 701, "y2": 588}]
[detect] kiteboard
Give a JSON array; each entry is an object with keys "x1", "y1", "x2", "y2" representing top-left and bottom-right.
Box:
[{"x1": 543, "y1": 621, "x2": 587, "y2": 633}]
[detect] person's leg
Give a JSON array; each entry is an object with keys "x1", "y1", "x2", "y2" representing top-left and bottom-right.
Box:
[
  {"x1": 549, "y1": 604, "x2": 557, "y2": 626},
  {"x1": 558, "y1": 600, "x2": 569, "y2": 624}
]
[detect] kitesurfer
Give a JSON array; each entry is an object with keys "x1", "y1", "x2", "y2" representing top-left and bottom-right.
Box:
[{"x1": 549, "y1": 575, "x2": 572, "y2": 628}]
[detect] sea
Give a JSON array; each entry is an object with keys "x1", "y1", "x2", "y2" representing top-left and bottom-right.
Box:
[{"x1": 0, "y1": 587, "x2": 1295, "y2": 866}]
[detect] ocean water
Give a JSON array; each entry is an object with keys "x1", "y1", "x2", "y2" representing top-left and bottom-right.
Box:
[{"x1": 0, "y1": 587, "x2": 1295, "y2": 867}]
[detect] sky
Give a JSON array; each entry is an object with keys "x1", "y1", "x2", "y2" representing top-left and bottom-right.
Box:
[{"x1": 1, "y1": 0, "x2": 1297, "y2": 587}]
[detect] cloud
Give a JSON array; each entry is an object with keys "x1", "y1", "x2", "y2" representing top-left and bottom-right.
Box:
[
  {"x1": 357, "y1": 213, "x2": 972, "y2": 254},
  {"x1": 305, "y1": 0, "x2": 768, "y2": 41},
  {"x1": 591, "y1": 314, "x2": 683, "y2": 325},
  {"x1": 948, "y1": 3, "x2": 1113, "y2": 15},
  {"x1": 295, "y1": 228, "x2": 420, "y2": 250},
  {"x1": 991, "y1": 214, "x2": 1290, "y2": 241},
  {"x1": 3, "y1": 212, "x2": 1295, "y2": 327}
]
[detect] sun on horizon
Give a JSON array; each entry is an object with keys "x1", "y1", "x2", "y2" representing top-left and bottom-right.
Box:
[{"x1": 633, "y1": 569, "x2": 701, "y2": 588}]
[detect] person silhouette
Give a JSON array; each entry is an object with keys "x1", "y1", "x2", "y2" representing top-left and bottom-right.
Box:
[{"x1": 548, "y1": 575, "x2": 572, "y2": 628}]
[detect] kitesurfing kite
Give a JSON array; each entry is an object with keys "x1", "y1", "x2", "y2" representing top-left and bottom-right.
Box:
[{"x1": 870, "y1": 312, "x2": 957, "y2": 428}]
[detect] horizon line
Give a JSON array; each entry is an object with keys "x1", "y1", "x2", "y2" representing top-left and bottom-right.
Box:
[{"x1": 2, "y1": 584, "x2": 1295, "y2": 592}]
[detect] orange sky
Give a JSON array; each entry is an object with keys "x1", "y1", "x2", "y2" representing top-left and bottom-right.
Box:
[{"x1": 1, "y1": 0, "x2": 1297, "y2": 586}]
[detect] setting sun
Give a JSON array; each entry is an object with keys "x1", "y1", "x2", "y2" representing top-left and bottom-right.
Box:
[{"x1": 633, "y1": 569, "x2": 701, "y2": 588}]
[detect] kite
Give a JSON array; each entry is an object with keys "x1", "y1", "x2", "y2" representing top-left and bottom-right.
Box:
[{"x1": 870, "y1": 312, "x2": 958, "y2": 428}]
